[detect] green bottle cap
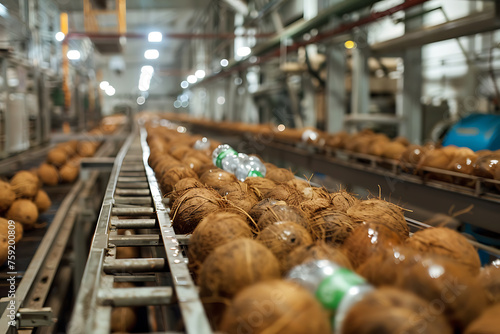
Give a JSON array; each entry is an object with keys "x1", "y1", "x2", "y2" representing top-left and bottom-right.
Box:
[
  {"x1": 315, "y1": 268, "x2": 367, "y2": 310},
  {"x1": 215, "y1": 148, "x2": 237, "y2": 168}
]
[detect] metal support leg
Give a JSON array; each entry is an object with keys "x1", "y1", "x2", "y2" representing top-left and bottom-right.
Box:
[{"x1": 326, "y1": 44, "x2": 347, "y2": 133}]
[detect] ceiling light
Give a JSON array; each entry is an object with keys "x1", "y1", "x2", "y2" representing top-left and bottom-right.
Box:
[
  {"x1": 105, "y1": 86, "x2": 115, "y2": 96},
  {"x1": 55, "y1": 32, "x2": 65, "y2": 41},
  {"x1": 180, "y1": 81, "x2": 189, "y2": 89},
  {"x1": 236, "y1": 46, "x2": 251, "y2": 57},
  {"x1": 187, "y1": 75, "x2": 197, "y2": 84},
  {"x1": 148, "y1": 31, "x2": 162, "y2": 42},
  {"x1": 67, "y1": 50, "x2": 81, "y2": 60},
  {"x1": 195, "y1": 69, "x2": 206, "y2": 79},
  {"x1": 220, "y1": 59, "x2": 229, "y2": 67},
  {"x1": 99, "y1": 81, "x2": 109, "y2": 90},
  {"x1": 217, "y1": 96, "x2": 225, "y2": 105},
  {"x1": 141, "y1": 65, "x2": 154, "y2": 75},
  {"x1": 137, "y1": 96, "x2": 145, "y2": 105},
  {"x1": 144, "y1": 49, "x2": 159, "y2": 60}
]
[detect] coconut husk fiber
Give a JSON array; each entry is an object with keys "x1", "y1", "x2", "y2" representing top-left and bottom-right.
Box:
[
  {"x1": 406, "y1": 227, "x2": 481, "y2": 276},
  {"x1": 400, "y1": 144, "x2": 428, "y2": 165},
  {"x1": 330, "y1": 189, "x2": 359, "y2": 213},
  {"x1": 381, "y1": 141, "x2": 408, "y2": 160},
  {"x1": 223, "y1": 187, "x2": 259, "y2": 214},
  {"x1": 341, "y1": 222, "x2": 404, "y2": 269},
  {"x1": 243, "y1": 177, "x2": 276, "y2": 199},
  {"x1": 257, "y1": 221, "x2": 313, "y2": 272},
  {"x1": 301, "y1": 186, "x2": 330, "y2": 201},
  {"x1": 341, "y1": 287, "x2": 453, "y2": 334},
  {"x1": 196, "y1": 163, "x2": 217, "y2": 178},
  {"x1": 169, "y1": 177, "x2": 204, "y2": 203},
  {"x1": 199, "y1": 238, "x2": 280, "y2": 299},
  {"x1": 346, "y1": 198, "x2": 409, "y2": 240},
  {"x1": 219, "y1": 280, "x2": 331, "y2": 334},
  {"x1": 263, "y1": 184, "x2": 303, "y2": 207},
  {"x1": 188, "y1": 210, "x2": 253, "y2": 276},
  {"x1": 47, "y1": 148, "x2": 67, "y2": 167},
  {"x1": 160, "y1": 165, "x2": 198, "y2": 194},
  {"x1": 59, "y1": 160, "x2": 80, "y2": 183},
  {"x1": 37, "y1": 163, "x2": 59, "y2": 186},
  {"x1": 248, "y1": 198, "x2": 287, "y2": 223},
  {"x1": 479, "y1": 264, "x2": 500, "y2": 304},
  {"x1": 171, "y1": 187, "x2": 227, "y2": 234},
  {"x1": 34, "y1": 189, "x2": 51, "y2": 213},
  {"x1": 464, "y1": 303, "x2": 500, "y2": 334},
  {"x1": 10, "y1": 171, "x2": 40, "y2": 199},
  {"x1": 299, "y1": 198, "x2": 332, "y2": 219},
  {"x1": 265, "y1": 167, "x2": 295, "y2": 183},
  {"x1": 257, "y1": 204, "x2": 309, "y2": 231},
  {"x1": 286, "y1": 178, "x2": 311, "y2": 193},
  {"x1": 0, "y1": 180, "x2": 15, "y2": 212},
  {"x1": 309, "y1": 208, "x2": 358, "y2": 245},
  {"x1": 181, "y1": 155, "x2": 204, "y2": 174},
  {"x1": 395, "y1": 256, "x2": 488, "y2": 331},
  {"x1": 199, "y1": 169, "x2": 238, "y2": 190},
  {"x1": 0, "y1": 217, "x2": 23, "y2": 243},
  {"x1": 283, "y1": 241, "x2": 352, "y2": 274},
  {"x1": 6, "y1": 199, "x2": 38, "y2": 229},
  {"x1": 77, "y1": 141, "x2": 97, "y2": 157}
]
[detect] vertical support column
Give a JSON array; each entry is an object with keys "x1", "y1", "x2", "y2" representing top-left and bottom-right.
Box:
[
  {"x1": 326, "y1": 44, "x2": 346, "y2": 133},
  {"x1": 351, "y1": 43, "x2": 370, "y2": 120}
]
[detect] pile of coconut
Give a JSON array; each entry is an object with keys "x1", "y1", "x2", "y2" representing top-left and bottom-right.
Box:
[{"x1": 144, "y1": 126, "x2": 498, "y2": 334}]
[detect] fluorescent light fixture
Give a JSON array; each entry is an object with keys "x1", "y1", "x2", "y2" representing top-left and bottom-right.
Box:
[
  {"x1": 148, "y1": 31, "x2": 162, "y2": 42},
  {"x1": 195, "y1": 69, "x2": 206, "y2": 79},
  {"x1": 236, "y1": 46, "x2": 251, "y2": 57},
  {"x1": 217, "y1": 96, "x2": 225, "y2": 105},
  {"x1": 220, "y1": 59, "x2": 229, "y2": 67},
  {"x1": 99, "y1": 81, "x2": 109, "y2": 90},
  {"x1": 138, "y1": 80, "x2": 150, "y2": 91},
  {"x1": 180, "y1": 81, "x2": 189, "y2": 89},
  {"x1": 67, "y1": 50, "x2": 81, "y2": 60},
  {"x1": 0, "y1": 4, "x2": 8, "y2": 18},
  {"x1": 141, "y1": 65, "x2": 154, "y2": 75},
  {"x1": 105, "y1": 86, "x2": 116, "y2": 96},
  {"x1": 55, "y1": 32, "x2": 65, "y2": 41},
  {"x1": 187, "y1": 75, "x2": 197, "y2": 84},
  {"x1": 144, "y1": 49, "x2": 159, "y2": 60},
  {"x1": 137, "y1": 96, "x2": 146, "y2": 105}
]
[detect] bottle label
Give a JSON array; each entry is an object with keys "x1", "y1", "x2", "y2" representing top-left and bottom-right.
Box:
[
  {"x1": 247, "y1": 170, "x2": 264, "y2": 178},
  {"x1": 315, "y1": 268, "x2": 367, "y2": 310},
  {"x1": 215, "y1": 148, "x2": 238, "y2": 168}
]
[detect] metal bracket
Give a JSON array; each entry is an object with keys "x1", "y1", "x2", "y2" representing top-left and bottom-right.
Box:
[{"x1": 17, "y1": 307, "x2": 54, "y2": 328}]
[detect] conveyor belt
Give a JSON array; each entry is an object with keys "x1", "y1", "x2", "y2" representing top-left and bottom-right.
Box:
[{"x1": 69, "y1": 129, "x2": 212, "y2": 334}]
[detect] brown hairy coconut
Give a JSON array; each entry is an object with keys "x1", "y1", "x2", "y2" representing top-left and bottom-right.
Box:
[
  {"x1": 220, "y1": 280, "x2": 331, "y2": 334},
  {"x1": 171, "y1": 187, "x2": 226, "y2": 234},
  {"x1": 406, "y1": 227, "x2": 481, "y2": 276},
  {"x1": 244, "y1": 177, "x2": 276, "y2": 199},
  {"x1": 169, "y1": 177, "x2": 204, "y2": 203},
  {"x1": 181, "y1": 155, "x2": 204, "y2": 174},
  {"x1": 110, "y1": 307, "x2": 137, "y2": 333},
  {"x1": 77, "y1": 141, "x2": 97, "y2": 157},
  {"x1": 400, "y1": 144, "x2": 428, "y2": 165},
  {"x1": 248, "y1": 198, "x2": 287, "y2": 223},
  {"x1": 0, "y1": 217, "x2": 23, "y2": 243},
  {"x1": 302, "y1": 186, "x2": 330, "y2": 201},
  {"x1": 263, "y1": 184, "x2": 303, "y2": 206},
  {"x1": 341, "y1": 222, "x2": 404, "y2": 268},
  {"x1": 464, "y1": 303, "x2": 500, "y2": 334},
  {"x1": 479, "y1": 264, "x2": 500, "y2": 304},
  {"x1": 283, "y1": 241, "x2": 352, "y2": 274},
  {"x1": 346, "y1": 198, "x2": 409, "y2": 240},
  {"x1": 265, "y1": 167, "x2": 295, "y2": 183},
  {"x1": 309, "y1": 208, "x2": 358, "y2": 245},
  {"x1": 330, "y1": 190, "x2": 359, "y2": 213},
  {"x1": 263, "y1": 162, "x2": 278, "y2": 171},
  {"x1": 257, "y1": 204, "x2": 309, "y2": 231},
  {"x1": 299, "y1": 198, "x2": 332, "y2": 218},
  {"x1": 37, "y1": 163, "x2": 59, "y2": 186},
  {"x1": 6, "y1": 199, "x2": 39, "y2": 229},
  {"x1": 59, "y1": 159, "x2": 80, "y2": 183},
  {"x1": 10, "y1": 171, "x2": 39, "y2": 198},
  {"x1": 418, "y1": 148, "x2": 455, "y2": 170},
  {"x1": 473, "y1": 153, "x2": 500, "y2": 179},
  {"x1": 169, "y1": 145, "x2": 192, "y2": 160},
  {"x1": 196, "y1": 163, "x2": 217, "y2": 177},
  {"x1": 287, "y1": 178, "x2": 310, "y2": 192},
  {"x1": 160, "y1": 165, "x2": 198, "y2": 194},
  {"x1": 0, "y1": 180, "x2": 15, "y2": 212},
  {"x1": 341, "y1": 287, "x2": 453, "y2": 334},
  {"x1": 395, "y1": 256, "x2": 488, "y2": 331},
  {"x1": 257, "y1": 221, "x2": 313, "y2": 272},
  {"x1": 184, "y1": 150, "x2": 211, "y2": 164},
  {"x1": 219, "y1": 182, "x2": 259, "y2": 214},
  {"x1": 381, "y1": 141, "x2": 407, "y2": 160},
  {"x1": 34, "y1": 190, "x2": 51, "y2": 213},
  {"x1": 47, "y1": 148, "x2": 67, "y2": 167},
  {"x1": 188, "y1": 211, "x2": 253, "y2": 275},
  {"x1": 199, "y1": 169, "x2": 238, "y2": 190},
  {"x1": 199, "y1": 239, "x2": 280, "y2": 299}
]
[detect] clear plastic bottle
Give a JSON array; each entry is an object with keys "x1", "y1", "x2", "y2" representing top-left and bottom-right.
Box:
[
  {"x1": 286, "y1": 260, "x2": 374, "y2": 332},
  {"x1": 235, "y1": 155, "x2": 267, "y2": 181},
  {"x1": 193, "y1": 137, "x2": 211, "y2": 151},
  {"x1": 212, "y1": 144, "x2": 238, "y2": 169}
]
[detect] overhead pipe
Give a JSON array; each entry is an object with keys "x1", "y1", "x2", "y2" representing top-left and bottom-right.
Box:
[{"x1": 65, "y1": 31, "x2": 275, "y2": 40}]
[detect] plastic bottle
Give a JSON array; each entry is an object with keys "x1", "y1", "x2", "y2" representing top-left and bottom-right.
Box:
[
  {"x1": 286, "y1": 260, "x2": 374, "y2": 332},
  {"x1": 235, "y1": 155, "x2": 267, "y2": 181},
  {"x1": 212, "y1": 144, "x2": 238, "y2": 169},
  {"x1": 193, "y1": 137, "x2": 211, "y2": 151}
]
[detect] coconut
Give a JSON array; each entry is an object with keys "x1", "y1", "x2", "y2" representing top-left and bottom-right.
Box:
[
  {"x1": 301, "y1": 187, "x2": 330, "y2": 201},
  {"x1": 264, "y1": 162, "x2": 278, "y2": 170},
  {"x1": 479, "y1": 263, "x2": 500, "y2": 304},
  {"x1": 181, "y1": 155, "x2": 204, "y2": 174},
  {"x1": 34, "y1": 189, "x2": 51, "y2": 213},
  {"x1": 47, "y1": 148, "x2": 67, "y2": 167},
  {"x1": 110, "y1": 307, "x2": 137, "y2": 333},
  {"x1": 0, "y1": 217, "x2": 23, "y2": 243},
  {"x1": 10, "y1": 171, "x2": 39, "y2": 198},
  {"x1": 6, "y1": 199, "x2": 38, "y2": 229},
  {"x1": 265, "y1": 167, "x2": 295, "y2": 183},
  {"x1": 263, "y1": 184, "x2": 303, "y2": 206},
  {"x1": 188, "y1": 211, "x2": 253, "y2": 275},
  {"x1": 473, "y1": 153, "x2": 500, "y2": 179},
  {"x1": 184, "y1": 150, "x2": 212, "y2": 164},
  {"x1": 341, "y1": 287, "x2": 453, "y2": 334},
  {"x1": 59, "y1": 160, "x2": 80, "y2": 183},
  {"x1": 283, "y1": 241, "x2": 352, "y2": 274},
  {"x1": 219, "y1": 280, "x2": 331, "y2": 334},
  {"x1": 0, "y1": 180, "x2": 15, "y2": 212},
  {"x1": 299, "y1": 198, "x2": 332, "y2": 218},
  {"x1": 257, "y1": 221, "x2": 313, "y2": 272},
  {"x1": 464, "y1": 303, "x2": 500, "y2": 334},
  {"x1": 367, "y1": 137, "x2": 391, "y2": 156},
  {"x1": 169, "y1": 177, "x2": 204, "y2": 203},
  {"x1": 248, "y1": 198, "x2": 287, "y2": 223},
  {"x1": 406, "y1": 227, "x2": 481, "y2": 276},
  {"x1": 330, "y1": 189, "x2": 359, "y2": 213},
  {"x1": 243, "y1": 177, "x2": 276, "y2": 199},
  {"x1": 286, "y1": 178, "x2": 310, "y2": 193},
  {"x1": 160, "y1": 165, "x2": 198, "y2": 194},
  {"x1": 199, "y1": 239, "x2": 280, "y2": 299},
  {"x1": 199, "y1": 169, "x2": 238, "y2": 190},
  {"x1": 77, "y1": 141, "x2": 97, "y2": 157},
  {"x1": 37, "y1": 163, "x2": 59, "y2": 186},
  {"x1": 381, "y1": 141, "x2": 408, "y2": 160},
  {"x1": 418, "y1": 148, "x2": 455, "y2": 170},
  {"x1": 309, "y1": 208, "x2": 358, "y2": 245},
  {"x1": 171, "y1": 187, "x2": 226, "y2": 234},
  {"x1": 346, "y1": 198, "x2": 409, "y2": 240},
  {"x1": 395, "y1": 256, "x2": 488, "y2": 330},
  {"x1": 169, "y1": 145, "x2": 192, "y2": 160},
  {"x1": 219, "y1": 183, "x2": 259, "y2": 214},
  {"x1": 196, "y1": 163, "x2": 217, "y2": 178},
  {"x1": 400, "y1": 144, "x2": 428, "y2": 165},
  {"x1": 341, "y1": 222, "x2": 404, "y2": 268},
  {"x1": 257, "y1": 205, "x2": 309, "y2": 231}
]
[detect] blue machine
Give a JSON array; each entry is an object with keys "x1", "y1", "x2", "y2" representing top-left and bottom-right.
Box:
[{"x1": 442, "y1": 114, "x2": 500, "y2": 151}]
